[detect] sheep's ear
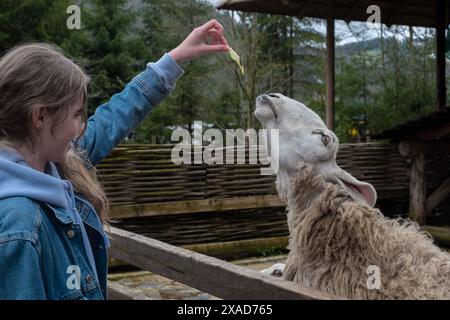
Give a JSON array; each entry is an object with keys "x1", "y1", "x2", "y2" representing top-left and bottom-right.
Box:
[{"x1": 334, "y1": 166, "x2": 377, "y2": 207}]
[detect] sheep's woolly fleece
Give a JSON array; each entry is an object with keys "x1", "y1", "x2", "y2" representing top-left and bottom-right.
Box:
[{"x1": 283, "y1": 162, "x2": 450, "y2": 299}]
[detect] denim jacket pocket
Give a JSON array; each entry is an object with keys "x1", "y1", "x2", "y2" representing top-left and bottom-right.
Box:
[
  {"x1": 60, "y1": 289, "x2": 87, "y2": 300},
  {"x1": 60, "y1": 280, "x2": 102, "y2": 300}
]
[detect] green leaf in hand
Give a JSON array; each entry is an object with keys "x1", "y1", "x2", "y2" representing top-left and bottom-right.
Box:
[{"x1": 229, "y1": 47, "x2": 244, "y2": 76}]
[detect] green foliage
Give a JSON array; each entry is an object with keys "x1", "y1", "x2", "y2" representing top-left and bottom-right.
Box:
[
  {"x1": 79, "y1": 0, "x2": 147, "y2": 113},
  {"x1": 0, "y1": 0, "x2": 74, "y2": 54},
  {"x1": 335, "y1": 25, "x2": 437, "y2": 142}
]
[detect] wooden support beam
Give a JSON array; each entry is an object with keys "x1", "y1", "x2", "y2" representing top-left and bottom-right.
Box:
[
  {"x1": 426, "y1": 176, "x2": 450, "y2": 213},
  {"x1": 344, "y1": 0, "x2": 363, "y2": 24},
  {"x1": 414, "y1": 122, "x2": 450, "y2": 141},
  {"x1": 109, "y1": 186, "x2": 411, "y2": 220},
  {"x1": 422, "y1": 225, "x2": 450, "y2": 248},
  {"x1": 108, "y1": 236, "x2": 289, "y2": 268},
  {"x1": 386, "y1": 0, "x2": 407, "y2": 27},
  {"x1": 398, "y1": 141, "x2": 423, "y2": 157},
  {"x1": 436, "y1": 0, "x2": 446, "y2": 109},
  {"x1": 295, "y1": 0, "x2": 312, "y2": 19},
  {"x1": 409, "y1": 152, "x2": 427, "y2": 225},
  {"x1": 398, "y1": 140, "x2": 450, "y2": 157},
  {"x1": 108, "y1": 227, "x2": 337, "y2": 300},
  {"x1": 109, "y1": 195, "x2": 285, "y2": 219},
  {"x1": 108, "y1": 282, "x2": 151, "y2": 300},
  {"x1": 182, "y1": 236, "x2": 288, "y2": 259},
  {"x1": 326, "y1": 6, "x2": 335, "y2": 131}
]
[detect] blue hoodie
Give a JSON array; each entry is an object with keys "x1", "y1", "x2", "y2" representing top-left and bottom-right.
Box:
[{"x1": 0, "y1": 147, "x2": 100, "y2": 285}]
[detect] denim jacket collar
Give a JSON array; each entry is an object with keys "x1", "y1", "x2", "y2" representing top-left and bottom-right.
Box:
[{"x1": 43, "y1": 203, "x2": 75, "y2": 225}]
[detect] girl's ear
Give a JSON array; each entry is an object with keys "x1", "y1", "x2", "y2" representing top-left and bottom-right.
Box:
[{"x1": 31, "y1": 106, "x2": 47, "y2": 130}]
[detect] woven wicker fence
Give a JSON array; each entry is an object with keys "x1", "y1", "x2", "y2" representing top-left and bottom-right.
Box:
[{"x1": 96, "y1": 142, "x2": 414, "y2": 206}]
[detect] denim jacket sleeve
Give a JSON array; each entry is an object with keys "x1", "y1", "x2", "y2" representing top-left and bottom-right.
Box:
[
  {"x1": 77, "y1": 53, "x2": 184, "y2": 166},
  {"x1": 0, "y1": 239, "x2": 47, "y2": 299}
]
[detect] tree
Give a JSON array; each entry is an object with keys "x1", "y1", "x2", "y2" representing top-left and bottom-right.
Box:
[
  {"x1": 0, "y1": 0, "x2": 75, "y2": 54},
  {"x1": 135, "y1": 0, "x2": 241, "y2": 143},
  {"x1": 80, "y1": 0, "x2": 147, "y2": 113}
]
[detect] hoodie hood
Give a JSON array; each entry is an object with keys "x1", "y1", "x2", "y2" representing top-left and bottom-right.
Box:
[{"x1": 0, "y1": 147, "x2": 73, "y2": 210}]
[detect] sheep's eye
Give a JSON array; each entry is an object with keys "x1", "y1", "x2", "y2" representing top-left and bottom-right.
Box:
[
  {"x1": 321, "y1": 134, "x2": 331, "y2": 146},
  {"x1": 311, "y1": 129, "x2": 331, "y2": 146}
]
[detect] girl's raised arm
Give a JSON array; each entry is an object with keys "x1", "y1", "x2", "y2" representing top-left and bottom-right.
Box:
[
  {"x1": 77, "y1": 53, "x2": 182, "y2": 166},
  {"x1": 77, "y1": 19, "x2": 229, "y2": 166}
]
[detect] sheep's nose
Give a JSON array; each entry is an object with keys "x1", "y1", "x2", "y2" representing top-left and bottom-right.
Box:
[{"x1": 257, "y1": 94, "x2": 268, "y2": 101}]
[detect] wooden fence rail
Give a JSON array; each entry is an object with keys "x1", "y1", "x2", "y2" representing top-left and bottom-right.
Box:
[{"x1": 107, "y1": 227, "x2": 339, "y2": 300}]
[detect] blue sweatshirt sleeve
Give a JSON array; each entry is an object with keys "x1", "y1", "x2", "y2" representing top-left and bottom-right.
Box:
[{"x1": 77, "y1": 54, "x2": 184, "y2": 166}]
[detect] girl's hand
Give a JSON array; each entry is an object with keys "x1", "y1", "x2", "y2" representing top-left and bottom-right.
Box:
[{"x1": 169, "y1": 19, "x2": 230, "y2": 64}]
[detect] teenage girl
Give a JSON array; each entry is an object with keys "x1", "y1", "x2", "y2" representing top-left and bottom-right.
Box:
[{"x1": 0, "y1": 19, "x2": 229, "y2": 300}]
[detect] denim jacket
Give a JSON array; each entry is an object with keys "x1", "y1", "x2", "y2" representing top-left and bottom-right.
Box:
[{"x1": 0, "y1": 53, "x2": 184, "y2": 300}]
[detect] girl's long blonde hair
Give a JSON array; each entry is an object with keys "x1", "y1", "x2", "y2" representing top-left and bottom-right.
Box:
[{"x1": 0, "y1": 43, "x2": 109, "y2": 225}]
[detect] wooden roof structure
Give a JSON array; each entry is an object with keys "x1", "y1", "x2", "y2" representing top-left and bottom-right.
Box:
[
  {"x1": 377, "y1": 108, "x2": 450, "y2": 228},
  {"x1": 372, "y1": 107, "x2": 450, "y2": 226},
  {"x1": 217, "y1": 0, "x2": 450, "y2": 28},
  {"x1": 216, "y1": 0, "x2": 450, "y2": 131},
  {"x1": 376, "y1": 108, "x2": 450, "y2": 228},
  {"x1": 374, "y1": 107, "x2": 450, "y2": 142}
]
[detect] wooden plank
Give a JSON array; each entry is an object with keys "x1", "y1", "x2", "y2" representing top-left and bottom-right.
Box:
[
  {"x1": 108, "y1": 281, "x2": 151, "y2": 300},
  {"x1": 409, "y1": 152, "x2": 427, "y2": 224},
  {"x1": 109, "y1": 195, "x2": 285, "y2": 219},
  {"x1": 326, "y1": 8, "x2": 335, "y2": 131},
  {"x1": 414, "y1": 123, "x2": 450, "y2": 141},
  {"x1": 107, "y1": 227, "x2": 338, "y2": 300},
  {"x1": 398, "y1": 141, "x2": 450, "y2": 157},
  {"x1": 295, "y1": 0, "x2": 311, "y2": 18},
  {"x1": 182, "y1": 236, "x2": 288, "y2": 259},
  {"x1": 344, "y1": 0, "x2": 363, "y2": 23},
  {"x1": 386, "y1": 0, "x2": 408, "y2": 27},
  {"x1": 398, "y1": 141, "x2": 422, "y2": 157},
  {"x1": 422, "y1": 225, "x2": 450, "y2": 248},
  {"x1": 427, "y1": 176, "x2": 450, "y2": 213},
  {"x1": 376, "y1": 188, "x2": 409, "y2": 200},
  {"x1": 108, "y1": 237, "x2": 289, "y2": 268},
  {"x1": 436, "y1": 0, "x2": 446, "y2": 109}
]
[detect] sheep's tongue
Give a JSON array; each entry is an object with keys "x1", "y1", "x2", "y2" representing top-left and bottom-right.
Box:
[{"x1": 334, "y1": 166, "x2": 377, "y2": 207}]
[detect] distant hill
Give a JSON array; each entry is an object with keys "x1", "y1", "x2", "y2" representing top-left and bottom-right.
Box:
[{"x1": 337, "y1": 37, "x2": 382, "y2": 56}]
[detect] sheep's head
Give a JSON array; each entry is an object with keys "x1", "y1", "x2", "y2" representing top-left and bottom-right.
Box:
[{"x1": 255, "y1": 93, "x2": 377, "y2": 207}]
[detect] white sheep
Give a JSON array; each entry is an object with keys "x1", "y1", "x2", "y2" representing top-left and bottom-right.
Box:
[{"x1": 255, "y1": 93, "x2": 450, "y2": 299}]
